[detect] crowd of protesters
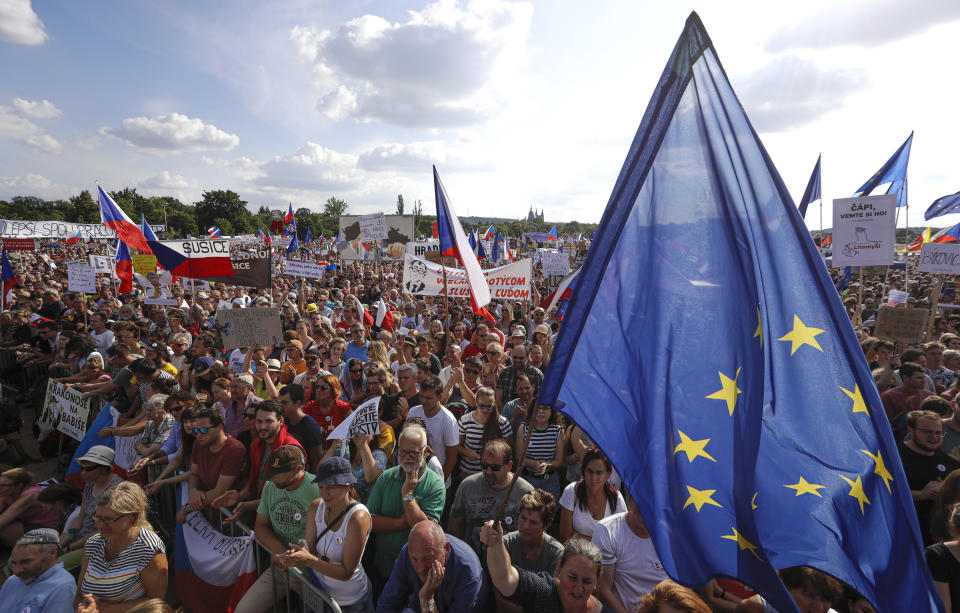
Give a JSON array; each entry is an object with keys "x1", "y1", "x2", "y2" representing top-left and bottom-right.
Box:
[{"x1": 0, "y1": 237, "x2": 950, "y2": 612}]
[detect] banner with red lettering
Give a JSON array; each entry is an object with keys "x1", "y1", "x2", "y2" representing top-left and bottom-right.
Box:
[{"x1": 402, "y1": 254, "x2": 532, "y2": 301}]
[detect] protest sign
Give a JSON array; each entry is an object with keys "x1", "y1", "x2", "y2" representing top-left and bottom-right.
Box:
[
  {"x1": 132, "y1": 254, "x2": 157, "y2": 275},
  {"x1": 214, "y1": 307, "x2": 283, "y2": 350},
  {"x1": 67, "y1": 262, "x2": 97, "y2": 293},
  {"x1": 327, "y1": 397, "x2": 381, "y2": 440},
  {"x1": 339, "y1": 214, "x2": 413, "y2": 260},
  {"x1": 860, "y1": 265, "x2": 888, "y2": 276},
  {"x1": 0, "y1": 219, "x2": 164, "y2": 239},
  {"x1": 403, "y1": 254, "x2": 532, "y2": 300},
  {"x1": 541, "y1": 251, "x2": 569, "y2": 276},
  {"x1": 940, "y1": 282, "x2": 960, "y2": 309},
  {"x1": 42, "y1": 380, "x2": 91, "y2": 442},
  {"x1": 88, "y1": 255, "x2": 113, "y2": 273},
  {"x1": 873, "y1": 306, "x2": 929, "y2": 343},
  {"x1": 405, "y1": 240, "x2": 440, "y2": 258},
  {"x1": 919, "y1": 243, "x2": 960, "y2": 275},
  {"x1": 144, "y1": 297, "x2": 180, "y2": 306},
  {"x1": 831, "y1": 195, "x2": 896, "y2": 267},
  {"x1": 887, "y1": 290, "x2": 909, "y2": 305},
  {"x1": 1, "y1": 238, "x2": 34, "y2": 251},
  {"x1": 202, "y1": 248, "x2": 272, "y2": 288},
  {"x1": 181, "y1": 278, "x2": 210, "y2": 291},
  {"x1": 283, "y1": 259, "x2": 325, "y2": 279},
  {"x1": 359, "y1": 213, "x2": 388, "y2": 241}
]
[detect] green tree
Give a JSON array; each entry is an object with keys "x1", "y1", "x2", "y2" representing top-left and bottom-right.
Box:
[
  {"x1": 210, "y1": 217, "x2": 234, "y2": 236},
  {"x1": 194, "y1": 190, "x2": 251, "y2": 235},
  {"x1": 66, "y1": 190, "x2": 99, "y2": 223},
  {"x1": 395, "y1": 194, "x2": 405, "y2": 215},
  {"x1": 320, "y1": 197, "x2": 349, "y2": 236}
]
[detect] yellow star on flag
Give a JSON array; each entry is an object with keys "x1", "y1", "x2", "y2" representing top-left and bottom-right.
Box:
[
  {"x1": 753, "y1": 307, "x2": 763, "y2": 347},
  {"x1": 683, "y1": 486, "x2": 723, "y2": 512},
  {"x1": 860, "y1": 449, "x2": 893, "y2": 494},
  {"x1": 778, "y1": 315, "x2": 824, "y2": 355},
  {"x1": 840, "y1": 384, "x2": 869, "y2": 416},
  {"x1": 721, "y1": 527, "x2": 762, "y2": 560},
  {"x1": 840, "y1": 474, "x2": 871, "y2": 515},
  {"x1": 751, "y1": 492, "x2": 758, "y2": 510},
  {"x1": 674, "y1": 431, "x2": 716, "y2": 463},
  {"x1": 785, "y1": 476, "x2": 826, "y2": 497},
  {"x1": 706, "y1": 367, "x2": 741, "y2": 416}
]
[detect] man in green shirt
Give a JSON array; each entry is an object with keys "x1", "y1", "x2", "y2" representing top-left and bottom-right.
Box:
[
  {"x1": 367, "y1": 423, "x2": 445, "y2": 596},
  {"x1": 234, "y1": 445, "x2": 319, "y2": 613}
]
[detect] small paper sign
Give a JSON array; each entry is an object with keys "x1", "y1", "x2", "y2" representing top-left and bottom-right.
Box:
[
  {"x1": 359, "y1": 213, "x2": 388, "y2": 241},
  {"x1": 327, "y1": 396, "x2": 381, "y2": 440},
  {"x1": 67, "y1": 262, "x2": 97, "y2": 294}
]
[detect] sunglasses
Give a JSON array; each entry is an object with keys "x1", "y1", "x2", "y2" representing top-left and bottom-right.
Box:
[
  {"x1": 464, "y1": 368, "x2": 481, "y2": 375},
  {"x1": 191, "y1": 427, "x2": 211, "y2": 435},
  {"x1": 350, "y1": 368, "x2": 363, "y2": 373},
  {"x1": 80, "y1": 464, "x2": 104, "y2": 472},
  {"x1": 480, "y1": 462, "x2": 504, "y2": 471},
  {"x1": 243, "y1": 413, "x2": 256, "y2": 420}
]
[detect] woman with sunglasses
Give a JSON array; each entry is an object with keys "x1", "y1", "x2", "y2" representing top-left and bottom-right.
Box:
[
  {"x1": 305, "y1": 374, "x2": 353, "y2": 450},
  {"x1": 482, "y1": 341, "x2": 506, "y2": 389},
  {"x1": 143, "y1": 404, "x2": 200, "y2": 497},
  {"x1": 60, "y1": 446, "x2": 124, "y2": 569},
  {"x1": 77, "y1": 482, "x2": 168, "y2": 612},
  {"x1": 340, "y1": 358, "x2": 366, "y2": 402}
]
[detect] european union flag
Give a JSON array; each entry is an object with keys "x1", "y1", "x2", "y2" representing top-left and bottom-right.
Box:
[
  {"x1": 925, "y1": 190, "x2": 960, "y2": 221},
  {"x1": 539, "y1": 13, "x2": 940, "y2": 613},
  {"x1": 796, "y1": 155, "x2": 821, "y2": 219},
  {"x1": 854, "y1": 132, "x2": 913, "y2": 208},
  {"x1": 286, "y1": 221, "x2": 299, "y2": 255},
  {"x1": 491, "y1": 232, "x2": 503, "y2": 263}
]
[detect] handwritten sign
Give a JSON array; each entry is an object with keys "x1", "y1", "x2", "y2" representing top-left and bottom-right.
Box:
[
  {"x1": 283, "y1": 259, "x2": 326, "y2": 279},
  {"x1": 919, "y1": 243, "x2": 960, "y2": 275},
  {"x1": 359, "y1": 213, "x2": 388, "y2": 241},
  {"x1": 887, "y1": 290, "x2": 909, "y2": 306},
  {"x1": 67, "y1": 262, "x2": 97, "y2": 294},
  {"x1": 42, "y1": 380, "x2": 91, "y2": 442},
  {"x1": 144, "y1": 297, "x2": 180, "y2": 306},
  {"x1": 132, "y1": 254, "x2": 157, "y2": 275},
  {"x1": 214, "y1": 307, "x2": 283, "y2": 350},
  {"x1": 831, "y1": 195, "x2": 896, "y2": 267},
  {"x1": 327, "y1": 396, "x2": 381, "y2": 440},
  {"x1": 88, "y1": 255, "x2": 113, "y2": 274},
  {"x1": 540, "y1": 251, "x2": 569, "y2": 276},
  {"x1": 873, "y1": 306, "x2": 929, "y2": 343}
]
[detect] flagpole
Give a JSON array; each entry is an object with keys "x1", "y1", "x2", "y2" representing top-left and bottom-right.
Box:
[{"x1": 925, "y1": 275, "x2": 943, "y2": 342}]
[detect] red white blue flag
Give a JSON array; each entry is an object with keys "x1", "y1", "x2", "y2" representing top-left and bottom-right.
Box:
[{"x1": 98, "y1": 186, "x2": 150, "y2": 252}]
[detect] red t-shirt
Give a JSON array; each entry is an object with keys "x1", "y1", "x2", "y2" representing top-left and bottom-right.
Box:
[
  {"x1": 881, "y1": 386, "x2": 934, "y2": 424},
  {"x1": 303, "y1": 399, "x2": 352, "y2": 449},
  {"x1": 192, "y1": 436, "x2": 247, "y2": 492},
  {"x1": 247, "y1": 425, "x2": 305, "y2": 495}
]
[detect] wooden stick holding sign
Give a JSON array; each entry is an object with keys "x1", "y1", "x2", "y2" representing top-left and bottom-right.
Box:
[
  {"x1": 925, "y1": 275, "x2": 944, "y2": 342},
  {"x1": 855, "y1": 266, "x2": 864, "y2": 329}
]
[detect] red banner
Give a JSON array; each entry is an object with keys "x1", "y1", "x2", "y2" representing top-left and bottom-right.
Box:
[{"x1": 2, "y1": 238, "x2": 35, "y2": 251}]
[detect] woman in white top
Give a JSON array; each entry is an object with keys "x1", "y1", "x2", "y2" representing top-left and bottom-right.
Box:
[
  {"x1": 278, "y1": 456, "x2": 373, "y2": 613},
  {"x1": 559, "y1": 449, "x2": 626, "y2": 541}
]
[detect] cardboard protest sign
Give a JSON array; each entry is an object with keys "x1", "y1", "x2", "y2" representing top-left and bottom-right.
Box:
[
  {"x1": 359, "y1": 213, "x2": 388, "y2": 241},
  {"x1": 283, "y1": 259, "x2": 325, "y2": 279},
  {"x1": 403, "y1": 254, "x2": 533, "y2": 300},
  {"x1": 327, "y1": 397, "x2": 381, "y2": 440},
  {"x1": 873, "y1": 306, "x2": 929, "y2": 343},
  {"x1": 67, "y1": 262, "x2": 97, "y2": 293},
  {"x1": 339, "y1": 214, "x2": 413, "y2": 260},
  {"x1": 919, "y1": 243, "x2": 960, "y2": 275},
  {"x1": 42, "y1": 380, "x2": 91, "y2": 442},
  {"x1": 132, "y1": 254, "x2": 157, "y2": 275},
  {"x1": 214, "y1": 307, "x2": 283, "y2": 350},
  {"x1": 831, "y1": 195, "x2": 896, "y2": 267},
  {"x1": 202, "y1": 248, "x2": 272, "y2": 288},
  {"x1": 940, "y1": 282, "x2": 960, "y2": 309},
  {"x1": 541, "y1": 251, "x2": 569, "y2": 276}
]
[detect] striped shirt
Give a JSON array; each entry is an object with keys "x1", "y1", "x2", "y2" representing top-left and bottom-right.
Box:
[
  {"x1": 523, "y1": 424, "x2": 564, "y2": 465},
  {"x1": 81, "y1": 528, "x2": 165, "y2": 603},
  {"x1": 458, "y1": 412, "x2": 513, "y2": 474}
]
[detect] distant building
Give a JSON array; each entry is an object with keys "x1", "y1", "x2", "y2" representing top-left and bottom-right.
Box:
[{"x1": 525, "y1": 206, "x2": 544, "y2": 223}]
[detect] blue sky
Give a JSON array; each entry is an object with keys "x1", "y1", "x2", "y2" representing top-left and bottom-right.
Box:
[{"x1": 2, "y1": 0, "x2": 960, "y2": 228}]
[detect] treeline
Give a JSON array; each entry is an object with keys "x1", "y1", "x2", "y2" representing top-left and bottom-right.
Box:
[{"x1": 0, "y1": 189, "x2": 598, "y2": 240}]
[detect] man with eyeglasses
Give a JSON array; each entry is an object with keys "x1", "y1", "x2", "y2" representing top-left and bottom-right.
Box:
[
  {"x1": 899, "y1": 409, "x2": 960, "y2": 545},
  {"x1": 180, "y1": 406, "x2": 247, "y2": 523},
  {"x1": 449, "y1": 438, "x2": 532, "y2": 553},
  {"x1": 345, "y1": 322, "x2": 371, "y2": 364},
  {"x1": 367, "y1": 424, "x2": 445, "y2": 598},
  {"x1": 280, "y1": 340, "x2": 307, "y2": 385},
  {"x1": 292, "y1": 346, "x2": 331, "y2": 385}
]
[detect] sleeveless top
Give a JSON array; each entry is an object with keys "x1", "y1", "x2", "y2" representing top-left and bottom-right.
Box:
[
  {"x1": 310, "y1": 500, "x2": 371, "y2": 606},
  {"x1": 82, "y1": 528, "x2": 165, "y2": 603},
  {"x1": 524, "y1": 424, "x2": 563, "y2": 463}
]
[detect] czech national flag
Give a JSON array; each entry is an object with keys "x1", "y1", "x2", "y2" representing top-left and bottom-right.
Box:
[
  {"x1": 258, "y1": 228, "x2": 271, "y2": 246},
  {"x1": 284, "y1": 202, "x2": 294, "y2": 224},
  {"x1": 98, "y1": 186, "x2": 150, "y2": 252},
  {"x1": 148, "y1": 239, "x2": 234, "y2": 278},
  {"x1": 355, "y1": 295, "x2": 374, "y2": 327},
  {"x1": 468, "y1": 229, "x2": 478, "y2": 254},
  {"x1": 207, "y1": 227, "x2": 221, "y2": 238},
  {"x1": 547, "y1": 224, "x2": 559, "y2": 241},
  {"x1": 115, "y1": 241, "x2": 134, "y2": 294},
  {"x1": 483, "y1": 225, "x2": 496, "y2": 240},
  {"x1": 541, "y1": 267, "x2": 581, "y2": 313},
  {"x1": 65, "y1": 230, "x2": 83, "y2": 246},
  {"x1": 2, "y1": 249, "x2": 17, "y2": 302},
  {"x1": 141, "y1": 215, "x2": 158, "y2": 242},
  {"x1": 434, "y1": 166, "x2": 493, "y2": 320},
  {"x1": 374, "y1": 298, "x2": 395, "y2": 331},
  {"x1": 821, "y1": 234, "x2": 832, "y2": 247},
  {"x1": 931, "y1": 223, "x2": 960, "y2": 244}
]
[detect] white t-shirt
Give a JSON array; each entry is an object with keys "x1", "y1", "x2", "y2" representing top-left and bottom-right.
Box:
[
  {"x1": 559, "y1": 481, "x2": 626, "y2": 539},
  {"x1": 592, "y1": 512, "x2": 668, "y2": 610},
  {"x1": 407, "y1": 404, "x2": 460, "y2": 488},
  {"x1": 90, "y1": 329, "x2": 115, "y2": 356},
  {"x1": 227, "y1": 349, "x2": 247, "y2": 375}
]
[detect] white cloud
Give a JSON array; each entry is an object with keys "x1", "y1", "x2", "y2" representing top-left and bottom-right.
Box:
[
  {"x1": 252, "y1": 142, "x2": 361, "y2": 191},
  {"x1": 76, "y1": 136, "x2": 101, "y2": 151},
  {"x1": 735, "y1": 56, "x2": 868, "y2": 132},
  {"x1": 0, "y1": 105, "x2": 40, "y2": 139},
  {"x1": 138, "y1": 171, "x2": 191, "y2": 190},
  {"x1": 0, "y1": 0, "x2": 47, "y2": 45},
  {"x1": 24, "y1": 133, "x2": 62, "y2": 154},
  {"x1": 0, "y1": 173, "x2": 72, "y2": 199},
  {"x1": 99, "y1": 112, "x2": 240, "y2": 154},
  {"x1": 358, "y1": 140, "x2": 486, "y2": 173},
  {"x1": 292, "y1": 0, "x2": 533, "y2": 127},
  {"x1": 12, "y1": 97, "x2": 60, "y2": 119}
]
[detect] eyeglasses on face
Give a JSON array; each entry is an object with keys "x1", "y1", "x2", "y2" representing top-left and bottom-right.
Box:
[
  {"x1": 350, "y1": 368, "x2": 362, "y2": 374},
  {"x1": 80, "y1": 464, "x2": 104, "y2": 472},
  {"x1": 243, "y1": 413, "x2": 256, "y2": 420},
  {"x1": 94, "y1": 513, "x2": 129, "y2": 524},
  {"x1": 305, "y1": 356, "x2": 319, "y2": 361},
  {"x1": 480, "y1": 461, "x2": 504, "y2": 471},
  {"x1": 397, "y1": 447, "x2": 423, "y2": 458},
  {"x1": 191, "y1": 426, "x2": 211, "y2": 435},
  {"x1": 464, "y1": 368, "x2": 481, "y2": 375}
]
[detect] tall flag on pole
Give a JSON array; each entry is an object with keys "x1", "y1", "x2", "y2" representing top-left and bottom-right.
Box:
[
  {"x1": 854, "y1": 132, "x2": 913, "y2": 208},
  {"x1": 98, "y1": 186, "x2": 150, "y2": 252},
  {"x1": 491, "y1": 232, "x2": 503, "y2": 263},
  {"x1": 906, "y1": 228, "x2": 932, "y2": 252},
  {"x1": 547, "y1": 224, "x2": 559, "y2": 241},
  {"x1": 284, "y1": 203, "x2": 295, "y2": 224},
  {"x1": 796, "y1": 154, "x2": 821, "y2": 219},
  {"x1": 538, "y1": 13, "x2": 940, "y2": 613},
  {"x1": 1, "y1": 249, "x2": 16, "y2": 304},
  {"x1": 930, "y1": 223, "x2": 960, "y2": 244},
  {"x1": 433, "y1": 166, "x2": 493, "y2": 320},
  {"x1": 925, "y1": 190, "x2": 960, "y2": 220},
  {"x1": 140, "y1": 215, "x2": 159, "y2": 242},
  {"x1": 483, "y1": 225, "x2": 496, "y2": 240},
  {"x1": 469, "y1": 229, "x2": 478, "y2": 255},
  {"x1": 258, "y1": 228, "x2": 272, "y2": 246},
  {"x1": 286, "y1": 221, "x2": 299, "y2": 255},
  {"x1": 114, "y1": 240, "x2": 133, "y2": 294},
  {"x1": 304, "y1": 227, "x2": 312, "y2": 245},
  {"x1": 476, "y1": 236, "x2": 487, "y2": 260}
]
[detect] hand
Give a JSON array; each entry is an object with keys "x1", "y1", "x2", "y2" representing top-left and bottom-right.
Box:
[
  {"x1": 402, "y1": 464, "x2": 419, "y2": 498},
  {"x1": 535, "y1": 461, "x2": 548, "y2": 476},
  {"x1": 419, "y1": 559, "x2": 445, "y2": 603},
  {"x1": 513, "y1": 402, "x2": 527, "y2": 423},
  {"x1": 129, "y1": 457, "x2": 151, "y2": 474},
  {"x1": 397, "y1": 396, "x2": 409, "y2": 417},
  {"x1": 77, "y1": 594, "x2": 100, "y2": 613},
  {"x1": 277, "y1": 543, "x2": 316, "y2": 569},
  {"x1": 451, "y1": 367, "x2": 464, "y2": 383},
  {"x1": 189, "y1": 490, "x2": 206, "y2": 511},
  {"x1": 144, "y1": 481, "x2": 162, "y2": 496},
  {"x1": 479, "y1": 519, "x2": 503, "y2": 547},
  {"x1": 97, "y1": 426, "x2": 114, "y2": 438},
  {"x1": 222, "y1": 500, "x2": 254, "y2": 525},
  {"x1": 922, "y1": 479, "x2": 943, "y2": 500},
  {"x1": 196, "y1": 391, "x2": 210, "y2": 404},
  {"x1": 352, "y1": 433, "x2": 372, "y2": 447},
  {"x1": 463, "y1": 449, "x2": 479, "y2": 462}
]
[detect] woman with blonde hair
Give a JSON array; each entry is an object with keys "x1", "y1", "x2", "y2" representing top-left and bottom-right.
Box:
[
  {"x1": 366, "y1": 340, "x2": 391, "y2": 371},
  {"x1": 76, "y1": 482, "x2": 168, "y2": 612},
  {"x1": 637, "y1": 579, "x2": 712, "y2": 613}
]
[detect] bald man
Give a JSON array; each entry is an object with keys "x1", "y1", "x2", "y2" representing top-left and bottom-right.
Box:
[{"x1": 376, "y1": 520, "x2": 488, "y2": 613}]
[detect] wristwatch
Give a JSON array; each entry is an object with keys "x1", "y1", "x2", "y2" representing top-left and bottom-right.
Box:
[
  {"x1": 421, "y1": 600, "x2": 437, "y2": 612},
  {"x1": 403, "y1": 492, "x2": 416, "y2": 503}
]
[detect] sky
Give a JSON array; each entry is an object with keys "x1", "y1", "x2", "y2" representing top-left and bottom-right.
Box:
[{"x1": 1, "y1": 0, "x2": 959, "y2": 229}]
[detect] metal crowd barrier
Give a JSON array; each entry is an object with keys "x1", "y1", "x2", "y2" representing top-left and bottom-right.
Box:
[{"x1": 215, "y1": 506, "x2": 343, "y2": 613}]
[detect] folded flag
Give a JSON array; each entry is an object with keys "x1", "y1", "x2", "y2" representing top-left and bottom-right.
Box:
[
  {"x1": 305, "y1": 226, "x2": 312, "y2": 245},
  {"x1": 547, "y1": 224, "x2": 559, "y2": 241},
  {"x1": 931, "y1": 223, "x2": 960, "y2": 244},
  {"x1": 65, "y1": 229, "x2": 83, "y2": 246},
  {"x1": 821, "y1": 234, "x2": 832, "y2": 248},
  {"x1": 207, "y1": 227, "x2": 221, "y2": 238},
  {"x1": 147, "y1": 239, "x2": 234, "y2": 278},
  {"x1": 98, "y1": 186, "x2": 150, "y2": 252},
  {"x1": 541, "y1": 267, "x2": 580, "y2": 313},
  {"x1": 374, "y1": 298, "x2": 394, "y2": 330},
  {"x1": 286, "y1": 222, "x2": 299, "y2": 255},
  {"x1": 854, "y1": 132, "x2": 913, "y2": 209},
  {"x1": 257, "y1": 228, "x2": 272, "y2": 246},
  {"x1": 355, "y1": 295, "x2": 374, "y2": 327},
  {"x1": 797, "y1": 154, "x2": 821, "y2": 219},
  {"x1": 483, "y1": 225, "x2": 496, "y2": 240},
  {"x1": 925, "y1": 190, "x2": 960, "y2": 221}
]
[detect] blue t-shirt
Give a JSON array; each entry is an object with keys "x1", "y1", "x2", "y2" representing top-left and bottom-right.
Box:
[{"x1": 0, "y1": 562, "x2": 76, "y2": 613}]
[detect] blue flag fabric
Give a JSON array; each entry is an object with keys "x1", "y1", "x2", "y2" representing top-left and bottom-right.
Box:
[
  {"x1": 304, "y1": 226, "x2": 312, "y2": 245},
  {"x1": 286, "y1": 221, "x2": 299, "y2": 255},
  {"x1": 140, "y1": 214, "x2": 159, "y2": 241},
  {"x1": 854, "y1": 132, "x2": 913, "y2": 208},
  {"x1": 539, "y1": 13, "x2": 939, "y2": 613},
  {"x1": 797, "y1": 155, "x2": 821, "y2": 218},
  {"x1": 925, "y1": 190, "x2": 960, "y2": 220},
  {"x1": 491, "y1": 232, "x2": 503, "y2": 263}
]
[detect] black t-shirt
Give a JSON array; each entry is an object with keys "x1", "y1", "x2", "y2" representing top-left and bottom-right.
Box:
[
  {"x1": 926, "y1": 543, "x2": 960, "y2": 613},
  {"x1": 286, "y1": 414, "x2": 325, "y2": 451},
  {"x1": 899, "y1": 443, "x2": 960, "y2": 544}
]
